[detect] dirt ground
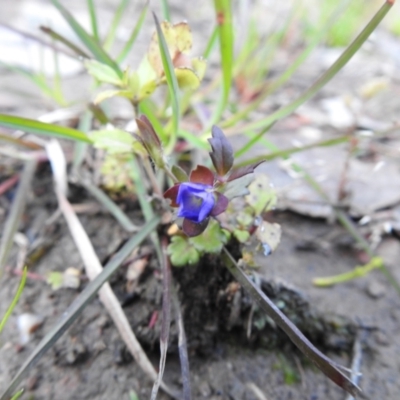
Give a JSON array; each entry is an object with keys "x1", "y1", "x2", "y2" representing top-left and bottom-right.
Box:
[{"x1": 1, "y1": 1, "x2": 400, "y2": 399}]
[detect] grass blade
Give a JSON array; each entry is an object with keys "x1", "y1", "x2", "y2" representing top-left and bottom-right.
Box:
[
  {"x1": 0, "y1": 267, "x2": 28, "y2": 334},
  {"x1": 116, "y1": 1, "x2": 149, "y2": 64},
  {"x1": 0, "y1": 159, "x2": 37, "y2": 277},
  {"x1": 0, "y1": 217, "x2": 160, "y2": 400},
  {"x1": 0, "y1": 115, "x2": 91, "y2": 143},
  {"x1": 211, "y1": 0, "x2": 233, "y2": 124},
  {"x1": 150, "y1": 239, "x2": 172, "y2": 400},
  {"x1": 221, "y1": 0, "x2": 351, "y2": 130},
  {"x1": 235, "y1": 135, "x2": 351, "y2": 166},
  {"x1": 238, "y1": 0, "x2": 394, "y2": 133},
  {"x1": 222, "y1": 247, "x2": 361, "y2": 397},
  {"x1": 87, "y1": 0, "x2": 100, "y2": 42},
  {"x1": 51, "y1": 0, "x2": 122, "y2": 76},
  {"x1": 40, "y1": 26, "x2": 90, "y2": 58},
  {"x1": 153, "y1": 13, "x2": 180, "y2": 153},
  {"x1": 80, "y1": 179, "x2": 139, "y2": 232},
  {"x1": 104, "y1": 0, "x2": 130, "y2": 51},
  {"x1": 172, "y1": 282, "x2": 191, "y2": 400},
  {"x1": 203, "y1": 25, "x2": 218, "y2": 59},
  {"x1": 161, "y1": 0, "x2": 171, "y2": 21}
]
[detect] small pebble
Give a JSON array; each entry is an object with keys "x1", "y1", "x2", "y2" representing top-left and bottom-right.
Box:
[
  {"x1": 198, "y1": 380, "x2": 212, "y2": 397},
  {"x1": 367, "y1": 281, "x2": 386, "y2": 299}
]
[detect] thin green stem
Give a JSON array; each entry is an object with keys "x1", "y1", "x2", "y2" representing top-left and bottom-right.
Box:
[{"x1": 0, "y1": 267, "x2": 28, "y2": 334}]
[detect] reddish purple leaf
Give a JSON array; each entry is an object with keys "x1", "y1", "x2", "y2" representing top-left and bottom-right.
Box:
[
  {"x1": 227, "y1": 161, "x2": 264, "y2": 182},
  {"x1": 182, "y1": 218, "x2": 209, "y2": 237},
  {"x1": 136, "y1": 115, "x2": 164, "y2": 167},
  {"x1": 208, "y1": 125, "x2": 234, "y2": 177},
  {"x1": 163, "y1": 184, "x2": 180, "y2": 207},
  {"x1": 136, "y1": 115, "x2": 161, "y2": 146},
  {"x1": 189, "y1": 165, "x2": 215, "y2": 185},
  {"x1": 210, "y1": 192, "x2": 229, "y2": 216}
]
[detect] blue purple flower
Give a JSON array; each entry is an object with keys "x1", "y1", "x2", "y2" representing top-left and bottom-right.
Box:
[{"x1": 164, "y1": 165, "x2": 228, "y2": 237}]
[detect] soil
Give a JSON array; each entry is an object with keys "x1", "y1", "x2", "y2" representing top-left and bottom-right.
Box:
[{"x1": 1, "y1": 1, "x2": 400, "y2": 400}]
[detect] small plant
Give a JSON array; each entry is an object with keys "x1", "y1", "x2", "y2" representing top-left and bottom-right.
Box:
[{"x1": 0, "y1": 1, "x2": 397, "y2": 399}]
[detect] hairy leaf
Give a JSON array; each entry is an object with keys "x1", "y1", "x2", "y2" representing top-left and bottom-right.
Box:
[
  {"x1": 208, "y1": 125, "x2": 234, "y2": 176},
  {"x1": 228, "y1": 160, "x2": 264, "y2": 182},
  {"x1": 245, "y1": 175, "x2": 277, "y2": 215},
  {"x1": 168, "y1": 236, "x2": 199, "y2": 267},
  {"x1": 90, "y1": 129, "x2": 138, "y2": 154},
  {"x1": 190, "y1": 219, "x2": 229, "y2": 253}
]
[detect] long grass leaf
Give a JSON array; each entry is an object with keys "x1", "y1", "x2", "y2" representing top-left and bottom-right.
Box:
[
  {"x1": 0, "y1": 22, "x2": 74, "y2": 57},
  {"x1": 0, "y1": 217, "x2": 160, "y2": 400},
  {"x1": 87, "y1": 0, "x2": 100, "y2": 42},
  {"x1": 211, "y1": 0, "x2": 233, "y2": 124},
  {"x1": 0, "y1": 62, "x2": 60, "y2": 102},
  {"x1": 0, "y1": 267, "x2": 28, "y2": 334},
  {"x1": 172, "y1": 282, "x2": 191, "y2": 400},
  {"x1": 80, "y1": 179, "x2": 139, "y2": 232},
  {"x1": 161, "y1": 0, "x2": 171, "y2": 21},
  {"x1": 235, "y1": 135, "x2": 351, "y2": 166},
  {"x1": 116, "y1": 2, "x2": 149, "y2": 64},
  {"x1": 40, "y1": 26, "x2": 90, "y2": 58},
  {"x1": 51, "y1": 0, "x2": 122, "y2": 76},
  {"x1": 153, "y1": 13, "x2": 180, "y2": 153},
  {"x1": 203, "y1": 25, "x2": 218, "y2": 59},
  {"x1": 0, "y1": 159, "x2": 37, "y2": 277},
  {"x1": 237, "y1": 0, "x2": 394, "y2": 133},
  {"x1": 72, "y1": 111, "x2": 91, "y2": 173},
  {"x1": 0, "y1": 115, "x2": 91, "y2": 143},
  {"x1": 150, "y1": 239, "x2": 172, "y2": 400},
  {"x1": 104, "y1": 0, "x2": 130, "y2": 51},
  {"x1": 222, "y1": 247, "x2": 361, "y2": 397}
]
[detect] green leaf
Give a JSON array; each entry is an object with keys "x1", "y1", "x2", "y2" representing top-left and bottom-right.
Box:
[
  {"x1": 245, "y1": 175, "x2": 277, "y2": 215},
  {"x1": 46, "y1": 272, "x2": 64, "y2": 291},
  {"x1": 84, "y1": 59, "x2": 124, "y2": 85},
  {"x1": 94, "y1": 89, "x2": 134, "y2": 105},
  {"x1": 0, "y1": 114, "x2": 91, "y2": 143},
  {"x1": 171, "y1": 165, "x2": 188, "y2": 182},
  {"x1": 222, "y1": 173, "x2": 254, "y2": 200},
  {"x1": 51, "y1": 0, "x2": 122, "y2": 77},
  {"x1": 255, "y1": 221, "x2": 282, "y2": 256},
  {"x1": 190, "y1": 219, "x2": 229, "y2": 253},
  {"x1": 168, "y1": 236, "x2": 199, "y2": 267},
  {"x1": 233, "y1": 229, "x2": 250, "y2": 243},
  {"x1": 236, "y1": 210, "x2": 254, "y2": 228},
  {"x1": 90, "y1": 129, "x2": 136, "y2": 154}
]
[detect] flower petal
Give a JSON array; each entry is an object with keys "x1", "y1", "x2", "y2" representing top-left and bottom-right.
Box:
[
  {"x1": 197, "y1": 192, "x2": 215, "y2": 221},
  {"x1": 163, "y1": 184, "x2": 180, "y2": 207},
  {"x1": 189, "y1": 165, "x2": 214, "y2": 185},
  {"x1": 210, "y1": 192, "x2": 229, "y2": 216},
  {"x1": 182, "y1": 218, "x2": 209, "y2": 237}
]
